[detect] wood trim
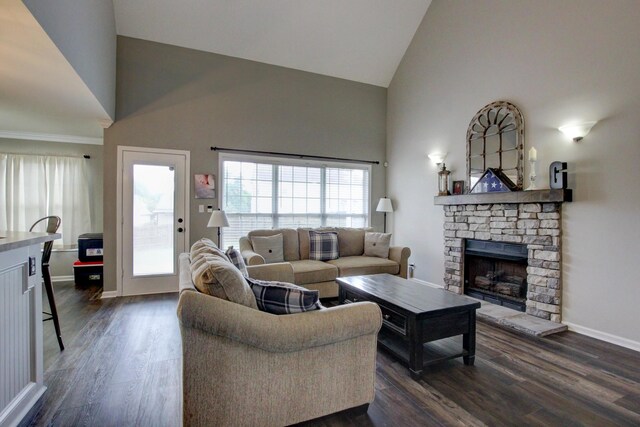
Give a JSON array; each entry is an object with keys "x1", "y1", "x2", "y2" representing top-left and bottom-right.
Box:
[
  {"x1": 0, "y1": 130, "x2": 103, "y2": 145},
  {"x1": 434, "y1": 189, "x2": 572, "y2": 205},
  {"x1": 100, "y1": 290, "x2": 118, "y2": 299}
]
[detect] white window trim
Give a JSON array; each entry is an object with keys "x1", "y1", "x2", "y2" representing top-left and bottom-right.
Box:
[{"x1": 218, "y1": 152, "x2": 372, "y2": 240}]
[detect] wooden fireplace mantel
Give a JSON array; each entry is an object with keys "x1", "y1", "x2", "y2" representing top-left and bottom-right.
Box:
[{"x1": 434, "y1": 189, "x2": 572, "y2": 206}]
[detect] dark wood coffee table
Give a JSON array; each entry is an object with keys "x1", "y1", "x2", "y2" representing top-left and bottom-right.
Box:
[{"x1": 337, "y1": 274, "x2": 481, "y2": 380}]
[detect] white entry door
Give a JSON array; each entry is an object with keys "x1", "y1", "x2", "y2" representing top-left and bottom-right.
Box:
[{"x1": 118, "y1": 147, "x2": 190, "y2": 296}]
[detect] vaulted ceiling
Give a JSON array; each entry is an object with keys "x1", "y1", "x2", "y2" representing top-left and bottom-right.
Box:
[
  {"x1": 0, "y1": 0, "x2": 431, "y2": 143},
  {"x1": 113, "y1": 0, "x2": 431, "y2": 88},
  {"x1": 0, "y1": 0, "x2": 109, "y2": 143}
]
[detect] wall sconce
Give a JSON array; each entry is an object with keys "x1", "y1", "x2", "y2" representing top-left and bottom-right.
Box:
[
  {"x1": 558, "y1": 121, "x2": 597, "y2": 142},
  {"x1": 428, "y1": 152, "x2": 447, "y2": 164}
]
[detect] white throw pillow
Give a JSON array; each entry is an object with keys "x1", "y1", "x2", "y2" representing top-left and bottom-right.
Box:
[
  {"x1": 251, "y1": 233, "x2": 285, "y2": 264},
  {"x1": 364, "y1": 232, "x2": 391, "y2": 259}
]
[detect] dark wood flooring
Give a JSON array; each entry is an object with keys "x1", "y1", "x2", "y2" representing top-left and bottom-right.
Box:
[{"x1": 22, "y1": 281, "x2": 640, "y2": 426}]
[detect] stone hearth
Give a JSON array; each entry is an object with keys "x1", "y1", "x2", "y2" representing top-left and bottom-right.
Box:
[{"x1": 442, "y1": 202, "x2": 563, "y2": 322}]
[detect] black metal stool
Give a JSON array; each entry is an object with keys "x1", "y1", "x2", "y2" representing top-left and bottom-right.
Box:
[{"x1": 30, "y1": 216, "x2": 64, "y2": 351}]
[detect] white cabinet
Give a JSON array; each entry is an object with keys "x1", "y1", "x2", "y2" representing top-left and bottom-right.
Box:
[{"x1": 0, "y1": 233, "x2": 56, "y2": 427}]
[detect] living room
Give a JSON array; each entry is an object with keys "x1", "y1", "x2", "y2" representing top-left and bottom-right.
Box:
[{"x1": 1, "y1": 0, "x2": 639, "y2": 426}]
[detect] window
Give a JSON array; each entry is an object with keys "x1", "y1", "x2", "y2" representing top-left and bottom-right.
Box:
[
  {"x1": 220, "y1": 155, "x2": 370, "y2": 248},
  {"x1": 0, "y1": 153, "x2": 93, "y2": 248}
]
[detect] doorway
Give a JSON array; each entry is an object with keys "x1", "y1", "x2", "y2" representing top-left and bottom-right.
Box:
[{"x1": 117, "y1": 146, "x2": 190, "y2": 296}]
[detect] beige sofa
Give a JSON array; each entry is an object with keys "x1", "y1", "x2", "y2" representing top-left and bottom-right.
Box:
[
  {"x1": 177, "y1": 252, "x2": 382, "y2": 427},
  {"x1": 239, "y1": 227, "x2": 411, "y2": 298}
]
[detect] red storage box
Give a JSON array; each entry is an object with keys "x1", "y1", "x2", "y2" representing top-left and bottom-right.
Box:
[{"x1": 73, "y1": 260, "x2": 104, "y2": 286}]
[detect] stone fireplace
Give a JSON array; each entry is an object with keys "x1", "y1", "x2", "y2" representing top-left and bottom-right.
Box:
[{"x1": 435, "y1": 190, "x2": 571, "y2": 323}]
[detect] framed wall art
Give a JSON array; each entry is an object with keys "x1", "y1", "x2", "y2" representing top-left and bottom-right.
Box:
[{"x1": 194, "y1": 173, "x2": 216, "y2": 199}]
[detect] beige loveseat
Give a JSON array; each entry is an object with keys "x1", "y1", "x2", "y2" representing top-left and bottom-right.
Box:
[
  {"x1": 177, "y1": 252, "x2": 382, "y2": 427},
  {"x1": 240, "y1": 228, "x2": 411, "y2": 298}
]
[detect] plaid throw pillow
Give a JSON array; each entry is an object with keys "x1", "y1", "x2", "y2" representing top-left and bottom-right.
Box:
[
  {"x1": 308, "y1": 230, "x2": 339, "y2": 261},
  {"x1": 246, "y1": 277, "x2": 322, "y2": 315},
  {"x1": 225, "y1": 247, "x2": 248, "y2": 277}
]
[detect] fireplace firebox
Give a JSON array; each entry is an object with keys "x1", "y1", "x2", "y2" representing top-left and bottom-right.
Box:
[{"x1": 464, "y1": 239, "x2": 528, "y2": 312}]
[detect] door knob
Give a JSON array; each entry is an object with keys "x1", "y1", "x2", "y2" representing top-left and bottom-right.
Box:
[
  {"x1": 177, "y1": 227, "x2": 184, "y2": 233},
  {"x1": 178, "y1": 218, "x2": 183, "y2": 223}
]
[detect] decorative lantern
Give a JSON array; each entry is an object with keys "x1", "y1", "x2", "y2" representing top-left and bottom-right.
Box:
[{"x1": 438, "y1": 163, "x2": 451, "y2": 196}]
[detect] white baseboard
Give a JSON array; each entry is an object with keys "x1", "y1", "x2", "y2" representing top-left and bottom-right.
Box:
[
  {"x1": 410, "y1": 278, "x2": 444, "y2": 289},
  {"x1": 563, "y1": 321, "x2": 640, "y2": 352},
  {"x1": 52, "y1": 275, "x2": 74, "y2": 283},
  {"x1": 100, "y1": 291, "x2": 118, "y2": 299}
]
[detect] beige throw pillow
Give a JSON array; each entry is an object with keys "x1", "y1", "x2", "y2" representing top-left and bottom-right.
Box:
[
  {"x1": 190, "y1": 249, "x2": 257, "y2": 309},
  {"x1": 251, "y1": 233, "x2": 285, "y2": 263},
  {"x1": 364, "y1": 232, "x2": 391, "y2": 259}
]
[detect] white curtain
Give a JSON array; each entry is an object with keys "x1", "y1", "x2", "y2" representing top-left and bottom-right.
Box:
[{"x1": 0, "y1": 153, "x2": 93, "y2": 248}]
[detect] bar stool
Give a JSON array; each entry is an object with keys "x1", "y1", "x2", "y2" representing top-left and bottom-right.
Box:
[{"x1": 30, "y1": 216, "x2": 64, "y2": 351}]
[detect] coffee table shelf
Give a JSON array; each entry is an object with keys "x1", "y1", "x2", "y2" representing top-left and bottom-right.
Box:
[{"x1": 378, "y1": 330, "x2": 470, "y2": 368}]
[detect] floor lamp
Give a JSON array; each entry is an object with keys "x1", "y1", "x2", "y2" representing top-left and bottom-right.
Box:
[
  {"x1": 207, "y1": 209, "x2": 229, "y2": 247},
  {"x1": 376, "y1": 197, "x2": 394, "y2": 233}
]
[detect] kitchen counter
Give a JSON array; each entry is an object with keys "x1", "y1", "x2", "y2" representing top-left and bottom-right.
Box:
[{"x1": 0, "y1": 230, "x2": 61, "y2": 253}]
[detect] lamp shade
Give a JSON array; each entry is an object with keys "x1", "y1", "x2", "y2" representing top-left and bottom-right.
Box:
[
  {"x1": 207, "y1": 209, "x2": 229, "y2": 228},
  {"x1": 558, "y1": 121, "x2": 597, "y2": 141},
  {"x1": 376, "y1": 197, "x2": 394, "y2": 213},
  {"x1": 428, "y1": 152, "x2": 447, "y2": 164}
]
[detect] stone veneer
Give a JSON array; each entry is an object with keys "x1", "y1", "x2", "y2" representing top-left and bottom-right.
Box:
[{"x1": 442, "y1": 202, "x2": 562, "y2": 322}]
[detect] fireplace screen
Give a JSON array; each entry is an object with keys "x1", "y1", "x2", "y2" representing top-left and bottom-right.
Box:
[{"x1": 464, "y1": 239, "x2": 528, "y2": 311}]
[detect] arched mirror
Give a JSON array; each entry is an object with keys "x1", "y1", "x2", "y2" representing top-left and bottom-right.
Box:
[{"x1": 466, "y1": 101, "x2": 524, "y2": 190}]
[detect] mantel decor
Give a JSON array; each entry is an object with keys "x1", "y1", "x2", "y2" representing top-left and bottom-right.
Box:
[
  {"x1": 469, "y1": 168, "x2": 517, "y2": 194},
  {"x1": 438, "y1": 163, "x2": 451, "y2": 196},
  {"x1": 467, "y1": 101, "x2": 524, "y2": 190}
]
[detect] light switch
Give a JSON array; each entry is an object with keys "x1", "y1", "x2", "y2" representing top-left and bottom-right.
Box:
[
  {"x1": 207, "y1": 205, "x2": 213, "y2": 213},
  {"x1": 198, "y1": 205, "x2": 204, "y2": 213}
]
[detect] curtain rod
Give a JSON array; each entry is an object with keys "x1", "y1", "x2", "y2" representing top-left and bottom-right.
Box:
[
  {"x1": 210, "y1": 147, "x2": 379, "y2": 165},
  {"x1": 1, "y1": 152, "x2": 90, "y2": 159}
]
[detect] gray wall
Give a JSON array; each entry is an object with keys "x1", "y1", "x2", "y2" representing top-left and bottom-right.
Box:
[
  {"x1": 103, "y1": 36, "x2": 387, "y2": 292},
  {"x1": 23, "y1": 0, "x2": 116, "y2": 119},
  {"x1": 0, "y1": 138, "x2": 104, "y2": 276},
  {"x1": 387, "y1": 0, "x2": 640, "y2": 345}
]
